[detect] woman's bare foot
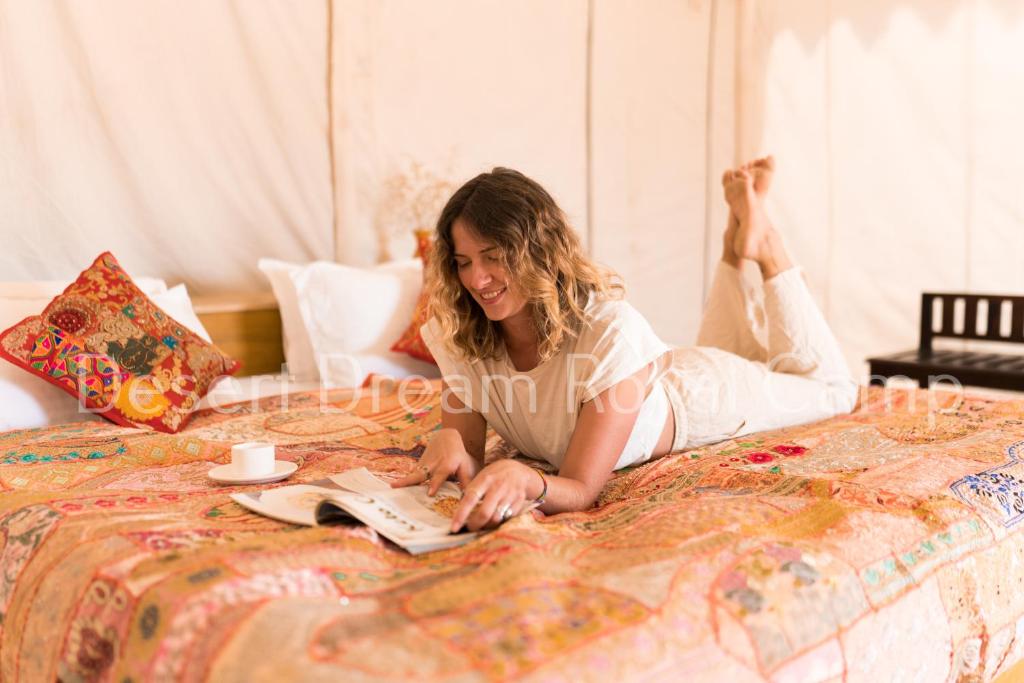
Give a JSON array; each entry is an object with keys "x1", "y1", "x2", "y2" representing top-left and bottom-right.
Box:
[
  {"x1": 723, "y1": 169, "x2": 769, "y2": 260},
  {"x1": 720, "y1": 156, "x2": 775, "y2": 266},
  {"x1": 745, "y1": 155, "x2": 774, "y2": 196},
  {"x1": 720, "y1": 174, "x2": 741, "y2": 267},
  {"x1": 722, "y1": 168, "x2": 792, "y2": 278}
]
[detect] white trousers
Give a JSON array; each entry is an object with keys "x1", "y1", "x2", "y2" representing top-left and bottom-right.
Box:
[{"x1": 662, "y1": 262, "x2": 858, "y2": 451}]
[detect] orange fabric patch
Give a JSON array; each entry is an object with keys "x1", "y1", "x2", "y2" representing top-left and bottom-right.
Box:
[{"x1": 390, "y1": 229, "x2": 436, "y2": 365}]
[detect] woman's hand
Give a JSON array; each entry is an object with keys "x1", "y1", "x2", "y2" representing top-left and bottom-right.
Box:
[
  {"x1": 390, "y1": 428, "x2": 480, "y2": 495},
  {"x1": 449, "y1": 459, "x2": 542, "y2": 533}
]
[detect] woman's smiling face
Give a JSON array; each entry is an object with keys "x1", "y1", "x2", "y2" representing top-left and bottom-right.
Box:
[{"x1": 451, "y1": 217, "x2": 528, "y2": 322}]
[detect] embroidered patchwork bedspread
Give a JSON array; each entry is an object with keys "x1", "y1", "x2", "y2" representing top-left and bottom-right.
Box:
[{"x1": 2, "y1": 383, "x2": 1024, "y2": 682}]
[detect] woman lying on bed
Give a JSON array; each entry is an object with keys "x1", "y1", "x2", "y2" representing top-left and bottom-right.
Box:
[{"x1": 392, "y1": 161, "x2": 858, "y2": 533}]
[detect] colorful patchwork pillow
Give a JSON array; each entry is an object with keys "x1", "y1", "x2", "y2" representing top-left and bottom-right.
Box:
[
  {"x1": 390, "y1": 229, "x2": 436, "y2": 365},
  {"x1": 0, "y1": 252, "x2": 240, "y2": 433}
]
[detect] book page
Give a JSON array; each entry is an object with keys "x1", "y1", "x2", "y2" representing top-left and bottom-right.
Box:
[
  {"x1": 230, "y1": 468, "x2": 480, "y2": 553},
  {"x1": 233, "y1": 483, "x2": 347, "y2": 526},
  {"x1": 324, "y1": 468, "x2": 468, "y2": 540}
]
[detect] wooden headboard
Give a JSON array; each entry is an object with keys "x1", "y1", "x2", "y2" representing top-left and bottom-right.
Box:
[{"x1": 191, "y1": 292, "x2": 285, "y2": 377}]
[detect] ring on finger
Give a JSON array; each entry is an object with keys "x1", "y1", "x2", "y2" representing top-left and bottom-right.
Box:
[{"x1": 499, "y1": 504, "x2": 513, "y2": 522}]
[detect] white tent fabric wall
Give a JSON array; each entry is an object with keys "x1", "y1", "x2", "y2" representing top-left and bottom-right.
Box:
[
  {"x1": 329, "y1": 0, "x2": 712, "y2": 346},
  {"x1": 589, "y1": 0, "x2": 710, "y2": 346},
  {"x1": 736, "y1": 0, "x2": 1024, "y2": 380},
  {"x1": 2, "y1": 0, "x2": 1024, "y2": 382},
  {"x1": 328, "y1": 0, "x2": 589, "y2": 270},
  {"x1": 0, "y1": 0, "x2": 333, "y2": 291},
  {"x1": 329, "y1": 0, "x2": 711, "y2": 345}
]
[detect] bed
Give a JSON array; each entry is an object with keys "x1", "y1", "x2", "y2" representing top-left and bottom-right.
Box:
[{"x1": 3, "y1": 287, "x2": 1024, "y2": 682}]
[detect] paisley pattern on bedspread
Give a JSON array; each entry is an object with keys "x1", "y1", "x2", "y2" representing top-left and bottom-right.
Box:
[{"x1": 2, "y1": 385, "x2": 1024, "y2": 682}]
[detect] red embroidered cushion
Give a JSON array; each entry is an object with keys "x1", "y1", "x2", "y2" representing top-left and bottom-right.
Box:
[
  {"x1": 0, "y1": 252, "x2": 240, "y2": 433},
  {"x1": 390, "y1": 229, "x2": 436, "y2": 365}
]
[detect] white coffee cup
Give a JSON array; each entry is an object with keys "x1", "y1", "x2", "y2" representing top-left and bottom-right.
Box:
[{"x1": 231, "y1": 442, "x2": 276, "y2": 478}]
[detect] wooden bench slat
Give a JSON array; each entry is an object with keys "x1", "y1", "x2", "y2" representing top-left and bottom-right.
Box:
[
  {"x1": 984, "y1": 354, "x2": 1024, "y2": 369},
  {"x1": 1013, "y1": 300, "x2": 1024, "y2": 343},
  {"x1": 941, "y1": 295, "x2": 956, "y2": 336},
  {"x1": 965, "y1": 297, "x2": 980, "y2": 336},
  {"x1": 962, "y1": 353, "x2": 1003, "y2": 366},
  {"x1": 987, "y1": 297, "x2": 1003, "y2": 341}
]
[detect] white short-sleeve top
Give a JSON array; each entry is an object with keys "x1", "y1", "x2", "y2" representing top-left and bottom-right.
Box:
[{"x1": 420, "y1": 295, "x2": 673, "y2": 470}]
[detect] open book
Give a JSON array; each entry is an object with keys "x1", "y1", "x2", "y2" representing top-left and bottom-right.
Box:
[{"x1": 230, "y1": 467, "x2": 480, "y2": 554}]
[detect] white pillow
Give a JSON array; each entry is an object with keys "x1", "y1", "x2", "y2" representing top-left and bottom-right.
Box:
[
  {"x1": 0, "y1": 281, "x2": 208, "y2": 431},
  {"x1": 288, "y1": 259, "x2": 440, "y2": 388},
  {"x1": 258, "y1": 259, "x2": 319, "y2": 382}
]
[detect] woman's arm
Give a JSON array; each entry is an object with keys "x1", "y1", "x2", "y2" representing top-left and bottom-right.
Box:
[
  {"x1": 543, "y1": 362, "x2": 652, "y2": 512},
  {"x1": 391, "y1": 380, "x2": 488, "y2": 493},
  {"x1": 439, "y1": 380, "x2": 487, "y2": 463},
  {"x1": 449, "y1": 363, "x2": 652, "y2": 530}
]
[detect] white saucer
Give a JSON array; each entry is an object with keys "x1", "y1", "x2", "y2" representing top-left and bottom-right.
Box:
[{"x1": 207, "y1": 461, "x2": 298, "y2": 485}]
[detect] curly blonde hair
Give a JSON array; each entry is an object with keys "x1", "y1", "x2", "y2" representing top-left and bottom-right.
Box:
[{"x1": 427, "y1": 167, "x2": 623, "y2": 363}]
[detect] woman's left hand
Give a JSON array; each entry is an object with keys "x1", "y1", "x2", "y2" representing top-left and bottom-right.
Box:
[{"x1": 449, "y1": 459, "x2": 539, "y2": 533}]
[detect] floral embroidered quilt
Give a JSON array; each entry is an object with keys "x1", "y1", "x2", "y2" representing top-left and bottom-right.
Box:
[{"x1": 1, "y1": 384, "x2": 1023, "y2": 681}]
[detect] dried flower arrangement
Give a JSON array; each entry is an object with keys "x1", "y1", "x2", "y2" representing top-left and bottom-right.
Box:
[{"x1": 375, "y1": 160, "x2": 456, "y2": 261}]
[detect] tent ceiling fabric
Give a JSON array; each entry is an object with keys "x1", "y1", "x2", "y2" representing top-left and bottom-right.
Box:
[{"x1": 0, "y1": 0, "x2": 332, "y2": 291}]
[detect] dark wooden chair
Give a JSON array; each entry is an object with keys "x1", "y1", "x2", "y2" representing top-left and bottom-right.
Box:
[{"x1": 867, "y1": 293, "x2": 1024, "y2": 390}]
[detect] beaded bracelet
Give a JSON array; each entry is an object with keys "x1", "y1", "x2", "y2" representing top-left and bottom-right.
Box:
[{"x1": 532, "y1": 469, "x2": 548, "y2": 505}]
